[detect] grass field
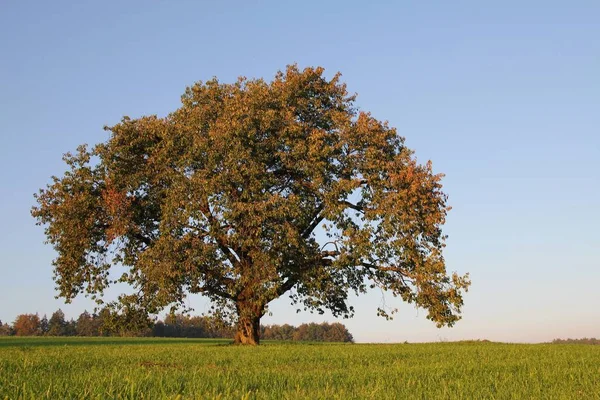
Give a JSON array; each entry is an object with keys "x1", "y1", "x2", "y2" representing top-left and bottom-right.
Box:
[{"x1": 0, "y1": 337, "x2": 599, "y2": 399}]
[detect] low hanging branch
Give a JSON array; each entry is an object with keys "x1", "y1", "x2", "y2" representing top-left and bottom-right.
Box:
[{"x1": 32, "y1": 65, "x2": 470, "y2": 345}]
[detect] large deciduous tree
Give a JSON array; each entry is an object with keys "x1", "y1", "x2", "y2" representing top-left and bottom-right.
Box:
[
  {"x1": 33, "y1": 65, "x2": 470, "y2": 345},
  {"x1": 13, "y1": 314, "x2": 41, "y2": 336}
]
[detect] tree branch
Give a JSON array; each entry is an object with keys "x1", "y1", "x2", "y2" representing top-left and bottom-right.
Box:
[
  {"x1": 301, "y1": 204, "x2": 324, "y2": 239},
  {"x1": 276, "y1": 277, "x2": 297, "y2": 297},
  {"x1": 341, "y1": 200, "x2": 364, "y2": 213},
  {"x1": 192, "y1": 284, "x2": 234, "y2": 300},
  {"x1": 198, "y1": 198, "x2": 242, "y2": 268},
  {"x1": 321, "y1": 250, "x2": 340, "y2": 258},
  {"x1": 362, "y1": 262, "x2": 405, "y2": 273},
  {"x1": 362, "y1": 262, "x2": 414, "y2": 286}
]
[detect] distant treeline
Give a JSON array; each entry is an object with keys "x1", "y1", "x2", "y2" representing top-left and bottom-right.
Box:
[
  {"x1": 0, "y1": 310, "x2": 353, "y2": 342},
  {"x1": 261, "y1": 323, "x2": 353, "y2": 342},
  {"x1": 551, "y1": 338, "x2": 600, "y2": 345},
  {"x1": 0, "y1": 309, "x2": 153, "y2": 338}
]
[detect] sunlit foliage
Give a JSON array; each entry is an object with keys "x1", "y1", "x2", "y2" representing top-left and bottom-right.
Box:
[{"x1": 33, "y1": 65, "x2": 469, "y2": 344}]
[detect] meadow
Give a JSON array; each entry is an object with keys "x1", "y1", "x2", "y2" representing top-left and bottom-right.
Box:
[{"x1": 0, "y1": 337, "x2": 599, "y2": 399}]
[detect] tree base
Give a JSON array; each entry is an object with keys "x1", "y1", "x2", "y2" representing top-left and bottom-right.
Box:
[
  {"x1": 234, "y1": 312, "x2": 261, "y2": 345},
  {"x1": 233, "y1": 331, "x2": 259, "y2": 345}
]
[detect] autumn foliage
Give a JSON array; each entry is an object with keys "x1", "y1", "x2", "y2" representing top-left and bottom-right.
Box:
[
  {"x1": 33, "y1": 65, "x2": 470, "y2": 345},
  {"x1": 13, "y1": 314, "x2": 41, "y2": 336}
]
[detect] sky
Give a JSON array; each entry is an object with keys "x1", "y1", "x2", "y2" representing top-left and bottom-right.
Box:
[{"x1": 1, "y1": 0, "x2": 598, "y2": 343}]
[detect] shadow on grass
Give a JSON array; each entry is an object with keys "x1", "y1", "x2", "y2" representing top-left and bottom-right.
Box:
[{"x1": 0, "y1": 337, "x2": 232, "y2": 348}]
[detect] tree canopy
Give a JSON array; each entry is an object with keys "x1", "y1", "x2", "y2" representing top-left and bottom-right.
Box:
[
  {"x1": 33, "y1": 65, "x2": 470, "y2": 344},
  {"x1": 13, "y1": 314, "x2": 41, "y2": 336}
]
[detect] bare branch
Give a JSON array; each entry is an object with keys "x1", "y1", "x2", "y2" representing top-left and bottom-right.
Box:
[{"x1": 320, "y1": 241, "x2": 340, "y2": 252}]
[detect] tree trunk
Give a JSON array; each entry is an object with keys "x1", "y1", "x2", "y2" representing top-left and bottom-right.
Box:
[{"x1": 234, "y1": 302, "x2": 262, "y2": 345}]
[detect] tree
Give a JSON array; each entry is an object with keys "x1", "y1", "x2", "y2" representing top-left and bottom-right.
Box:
[
  {"x1": 152, "y1": 321, "x2": 166, "y2": 337},
  {"x1": 95, "y1": 307, "x2": 113, "y2": 337},
  {"x1": 0, "y1": 320, "x2": 12, "y2": 336},
  {"x1": 261, "y1": 322, "x2": 352, "y2": 342},
  {"x1": 95, "y1": 305, "x2": 152, "y2": 337},
  {"x1": 47, "y1": 309, "x2": 67, "y2": 336},
  {"x1": 13, "y1": 314, "x2": 41, "y2": 336},
  {"x1": 156, "y1": 313, "x2": 234, "y2": 338},
  {"x1": 76, "y1": 311, "x2": 99, "y2": 336},
  {"x1": 32, "y1": 65, "x2": 470, "y2": 345},
  {"x1": 323, "y1": 322, "x2": 353, "y2": 343},
  {"x1": 40, "y1": 315, "x2": 49, "y2": 335},
  {"x1": 64, "y1": 318, "x2": 77, "y2": 336}
]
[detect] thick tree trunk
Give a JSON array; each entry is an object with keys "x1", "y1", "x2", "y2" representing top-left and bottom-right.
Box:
[
  {"x1": 234, "y1": 314, "x2": 261, "y2": 345},
  {"x1": 234, "y1": 301, "x2": 262, "y2": 345}
]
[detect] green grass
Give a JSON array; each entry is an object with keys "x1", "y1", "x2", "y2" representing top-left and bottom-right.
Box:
[{"x1": 0, "y1": 337, "x2": 599, "y2": 399}]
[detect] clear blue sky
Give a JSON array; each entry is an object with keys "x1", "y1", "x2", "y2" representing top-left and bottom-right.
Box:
[{"x1": 1, "y1": 1, "x2": 598, "y2": 343}]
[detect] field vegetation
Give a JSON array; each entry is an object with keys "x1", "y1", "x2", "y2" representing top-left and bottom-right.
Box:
[{"x1": 1, "y1": 337, "x2": 599, "y2": 399}]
